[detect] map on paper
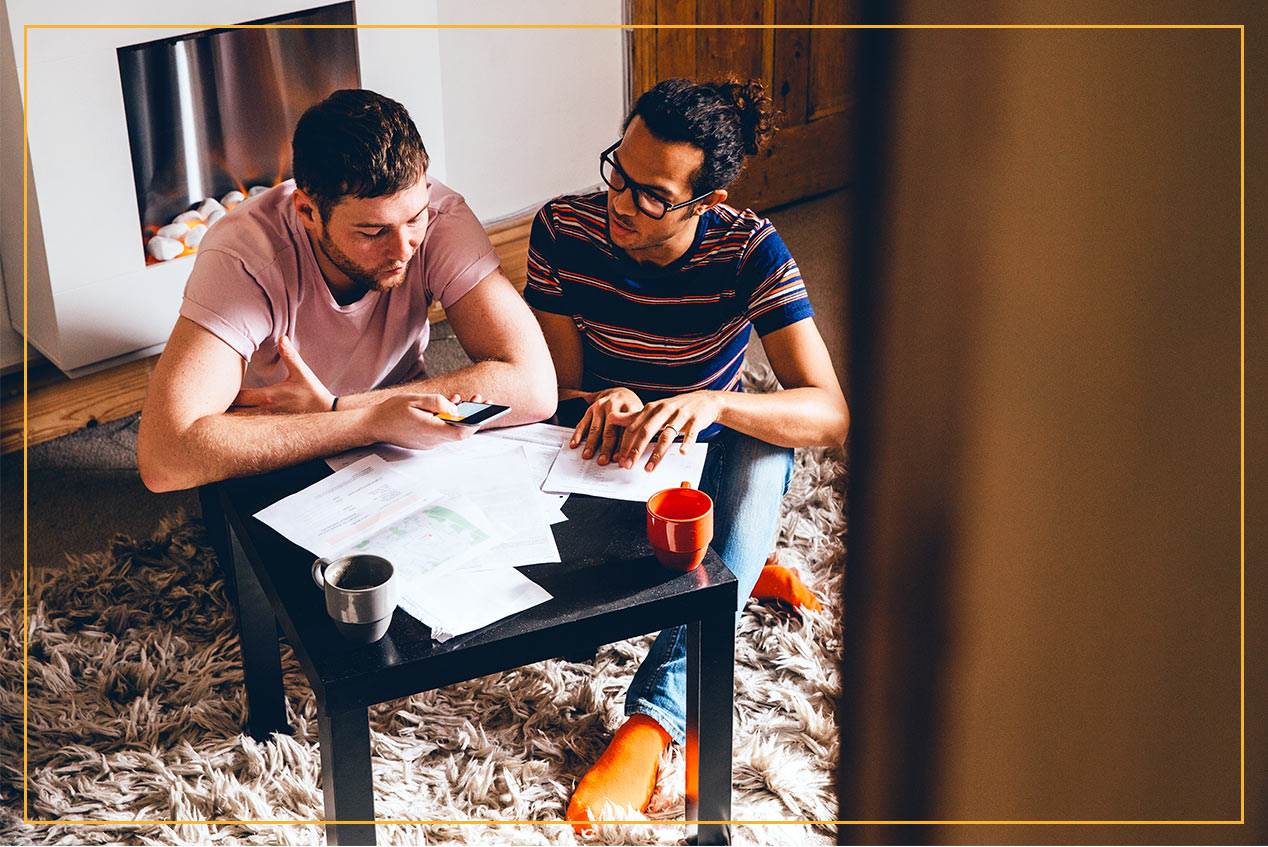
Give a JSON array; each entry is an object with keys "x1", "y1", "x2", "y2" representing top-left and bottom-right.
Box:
[{"x1": 346, "y1": 499, "x2": 497, "y2": 580}]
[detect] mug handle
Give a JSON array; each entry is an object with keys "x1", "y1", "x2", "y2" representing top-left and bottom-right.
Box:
[{"x1": 312, "y1": 557, "x2": 330, "y2": 589}]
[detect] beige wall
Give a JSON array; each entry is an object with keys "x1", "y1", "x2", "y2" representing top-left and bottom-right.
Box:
[{"x1": 842, "y1": 4, "x2": 1262, "y2": 843}]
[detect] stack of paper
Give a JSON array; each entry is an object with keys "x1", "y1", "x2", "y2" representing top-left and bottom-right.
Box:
[
  {"x1": 255, "y1": 454, "x2": 552, "y2": 641},
  {"x1": 284, "y1": 422, "x2": 713, "y2": 640}
]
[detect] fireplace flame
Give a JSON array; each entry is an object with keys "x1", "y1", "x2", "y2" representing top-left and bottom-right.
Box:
[{"x1": 142, "y1": 163, "x2": 285, "y2": 265}]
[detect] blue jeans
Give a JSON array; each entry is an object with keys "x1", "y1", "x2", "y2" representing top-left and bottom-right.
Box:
[{"x1": 624, "y1": 428, "x2": 795, "y2": 744}]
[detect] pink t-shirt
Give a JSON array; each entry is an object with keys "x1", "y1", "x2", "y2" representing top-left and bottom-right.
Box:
[{"x1": 178, "y1": 178, "x2": 501, "y2": 395}]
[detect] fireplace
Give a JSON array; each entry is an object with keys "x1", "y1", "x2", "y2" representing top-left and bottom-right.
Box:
[
  {"x1": 2, "y1": 2, "x2": 621, "y2": 376},
  {"x1": 118, "y1": 4, "x2": 357, "y2": 265},
  {"x1": 1, "y1": 0, "x2": 448, "y2": 377}
]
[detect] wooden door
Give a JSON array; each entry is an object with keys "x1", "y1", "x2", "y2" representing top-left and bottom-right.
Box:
[{"x1": 626, "y1": 0, "x2": 858, "y2": 212}]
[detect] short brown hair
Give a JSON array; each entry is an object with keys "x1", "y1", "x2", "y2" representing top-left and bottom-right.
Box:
[{"x1": 292, "y1": 89, "x2": 429, "y2": 221}]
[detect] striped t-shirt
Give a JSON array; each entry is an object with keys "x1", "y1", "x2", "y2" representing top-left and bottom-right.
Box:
[{"x1": 525, "y1": 191, "x2": 814, "y2": 437}]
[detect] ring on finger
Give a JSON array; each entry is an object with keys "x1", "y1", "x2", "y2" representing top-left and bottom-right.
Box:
[{"x1": 661, "y1": 424, "x2": 679, "y2": 440}]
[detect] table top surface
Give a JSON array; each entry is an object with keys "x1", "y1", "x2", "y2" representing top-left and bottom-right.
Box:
[{"x1": 216, "y1": 459, "x2": 737, "y2": 711}]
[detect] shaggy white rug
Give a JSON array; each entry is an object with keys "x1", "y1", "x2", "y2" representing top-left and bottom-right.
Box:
[{"x1": 0, "y1": 441, "x2": 845, "y2": 846}]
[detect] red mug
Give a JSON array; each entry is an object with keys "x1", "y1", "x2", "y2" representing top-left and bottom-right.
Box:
[{"x1": 646, "y1": 481, "x2": 715, "y2": 571}]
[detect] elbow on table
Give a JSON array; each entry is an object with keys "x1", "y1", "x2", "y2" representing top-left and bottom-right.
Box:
[
  {"x1": 528, "y1": 378, "x2": 559, "y2": 423},
  {"x1": 519, "y1": 364, "x2": 559, "y2": 423},
  {"x1": 137, "y1": 450, "x2": 186, "y2": 493},
  {"x1": 136, "y1": 427, "x2": 195, "y2": 493}
]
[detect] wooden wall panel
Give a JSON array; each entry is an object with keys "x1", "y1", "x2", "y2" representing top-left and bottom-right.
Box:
[
  {"x1": 627, "y1": 0, "x2": 659, "y2": 104},
  {"x1": 627, "y1": 0, "x2": 860, "y2": 211},
  {"x1": 655, "y1": 0, "x2": 697, "y2": 85},
  {"x1": 809, "y1": 0, "x2": 854, "y2": 118},
  {"x1": 773, "y1": 0, "x2": 812, "y2": 126},
  {"x1": 695, "y1": 0, "x2": 766, "y2": 83}
]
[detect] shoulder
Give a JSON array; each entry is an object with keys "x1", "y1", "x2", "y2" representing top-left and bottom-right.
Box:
[
  {"x1": 714, "y1": 204, "x2": 783, "y2": 249},
  {"x1": 422, "y1": 177, "x2": 472, "y2": 219},
  {"x1": 535, "y1": 190, "x2": 608, "y2": 243},
  {"x1": 716, "y1": 206, "x2": 794, "y2": 273},
  {"x1": 420, "y1": 177, "x2": 495, "y2": 251},
  {"x1": 690, "y1": 204, "x2": 786, "y2": 270},
  {"x1": 196, "y1": 180, "x2": 300, "y2": 276}
]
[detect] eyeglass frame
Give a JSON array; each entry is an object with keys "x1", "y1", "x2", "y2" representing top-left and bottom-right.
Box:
[{"x1": 599, "y1": 140, "x2": 714, "y2": 220}]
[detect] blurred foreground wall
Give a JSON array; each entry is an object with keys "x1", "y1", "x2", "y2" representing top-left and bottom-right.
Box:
[{"x1": 840, "y1": 3, "x2": 1263, "y2": 843}]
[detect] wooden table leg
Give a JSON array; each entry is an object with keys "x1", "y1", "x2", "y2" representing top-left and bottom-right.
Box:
[
  {"x1": 686, "y1": 611, "x2": 734, "y2": 846},
  {"x1": 226, "y1": 524, "x2": 290, "y2": 739},
  {"x1": 317, "y1": 706, "x2": 377, "y2": 846}
]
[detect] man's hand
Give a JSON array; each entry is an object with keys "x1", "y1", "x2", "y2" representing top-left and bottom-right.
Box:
[
  {"x1": 366, "y1": 393, "x2": 477, "y2": 450},
  {"x1": 232, "y1": 335, "x2": 335, "y2": 413},
  {"x1": 607, "y1": 391, "x2": 724, "y2": 472},
  {"x1": 571, "y1": 387, "x2": 644, "y2": 465}
]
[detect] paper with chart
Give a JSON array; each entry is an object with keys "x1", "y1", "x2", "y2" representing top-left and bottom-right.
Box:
[
  {"x1": 394, "y1": 446, "x2": 562, "y2": 571},
  {"x1": 326, "y1": 440, "x2": 561, "y2": 568},
  {"x1": 543, "y1": 441, "x2": 710, "y2": 502},
  {"x1": 254, "y1": 454, "x2": 437, "y2": 554},
  {"x1": 328, "y1": 431, "x2": 568, "y2": 523},
  {"x1": 342, "y1": 496, "x2": 497, "y2": 577},
  {"x1": 253, "y1": 454, "x2": 552, "y2": 640}
]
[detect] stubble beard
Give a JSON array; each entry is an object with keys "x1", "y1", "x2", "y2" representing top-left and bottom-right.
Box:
[{"x1": 318, "y1": 230, "x2": 409, "y2": 293}]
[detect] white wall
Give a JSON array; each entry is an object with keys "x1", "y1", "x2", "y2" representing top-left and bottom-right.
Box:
[
  {"x1": 1, "y1": 0, "x2": 624, "y2": 372},
  {"x1": 355, "y1": 0, "x2": 448, "y2": 184},
  {"x1": 435, "y1": 1, "x2": 624, "y2": 220}
]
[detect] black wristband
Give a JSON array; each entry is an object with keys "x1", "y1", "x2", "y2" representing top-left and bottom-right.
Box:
[{"x1": 331, "y1": 396, "x2": 339, "y2": 411}]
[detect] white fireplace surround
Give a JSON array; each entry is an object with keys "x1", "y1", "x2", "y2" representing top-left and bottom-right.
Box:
[{"x1": 1, "y1": 0, "x2": 622, "y2": 375}]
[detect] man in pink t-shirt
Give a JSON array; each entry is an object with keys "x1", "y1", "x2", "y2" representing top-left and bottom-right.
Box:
[{"x1": 137, "y1": 89, "x2": 556, "y2": 491}]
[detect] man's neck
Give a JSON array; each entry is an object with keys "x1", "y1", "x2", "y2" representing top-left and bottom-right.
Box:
[{"x1": 306, "y1": 230, "x2": 364, "y2": 306}]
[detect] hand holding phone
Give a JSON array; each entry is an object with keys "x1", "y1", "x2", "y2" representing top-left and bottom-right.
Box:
[{"x1": 434, "y1": 401, "x2": 511, "y2": 428}]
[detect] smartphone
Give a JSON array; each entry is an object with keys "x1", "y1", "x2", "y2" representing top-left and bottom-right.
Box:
[{"x1": 434, "y1": 401, "x2": 512, "y2": 428}]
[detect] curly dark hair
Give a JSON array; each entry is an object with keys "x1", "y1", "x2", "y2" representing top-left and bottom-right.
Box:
[
  {"x1": 625, "y1": 77, "x2": 778, "y2": 197},
  {"x1": 291, "y1": 89, "x2": 430, "y2": 222}
]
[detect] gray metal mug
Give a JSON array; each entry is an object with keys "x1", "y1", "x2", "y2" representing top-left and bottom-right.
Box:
[{"x1": 311, "y1": 554, "x2": 398, "y2": 644}]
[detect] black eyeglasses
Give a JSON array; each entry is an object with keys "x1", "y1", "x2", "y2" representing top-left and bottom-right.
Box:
[{"x1": 599, "y1": 140, "x2": 712, "y2": 220}]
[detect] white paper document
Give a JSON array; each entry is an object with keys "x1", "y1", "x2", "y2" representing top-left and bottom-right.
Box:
[
  {"x1": 397, "y1": 446, "x2": 562, "y2": 571},
  {"x1": 478, "y1": 422, "x2": 574, "y2": 449},
  {"x1": 401, "y1": 568, "x2": 552, "y2": 643},
  {"x1": 543, "y1": 442, "x2": 710, "y2": 502},
  {"x1": 254, "y1": 455, "x2": 437, "y2": 554},
  {"x1": 326, "y1": 440, "x2": 563, "y2": 568},
  {"x1": 327, "y1": 435, "x2": 569, "y2": 523},
  {"x1": 253, "y1": 454, "x2": 553, "y2": 641}
]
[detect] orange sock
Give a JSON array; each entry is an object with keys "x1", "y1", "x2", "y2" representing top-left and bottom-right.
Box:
[
  {"x1": 750, "y1": 553, "x2": 822, "y2": 613},
  {"x1": 567, "y1": 714, "x2": 671, "y2": 837}
]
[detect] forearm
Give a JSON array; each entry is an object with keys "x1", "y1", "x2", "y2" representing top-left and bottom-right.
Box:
[
  {"x1": 332, "y1": 358, "x2": 556, "y2": 426},
  {"x1": 140, "y1": 407, "x2": 376, "y2": 491},
  {"x1": 713, "y1": 387, "x2": 850, "y2": 448},
  {"x1": 559, "y1": 386, "x2": 600, "y2": 403}
]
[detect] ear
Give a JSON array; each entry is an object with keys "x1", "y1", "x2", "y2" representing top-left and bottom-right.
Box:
[
  {"x1": 695, "y1": 189, "x2": 728, "y2": 215},
  {"x1": 292, "y1": 187, "x2": 321, "y2": 232}
]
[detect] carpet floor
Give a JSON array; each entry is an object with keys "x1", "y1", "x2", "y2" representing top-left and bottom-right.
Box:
[{"x1": 0, "y1": 440, "x2": 845, "y2": 845}]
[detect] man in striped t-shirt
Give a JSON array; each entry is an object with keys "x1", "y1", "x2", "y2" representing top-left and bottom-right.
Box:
[{"x1": 526, "y1": 78, "x2": 849, "y2": 831}]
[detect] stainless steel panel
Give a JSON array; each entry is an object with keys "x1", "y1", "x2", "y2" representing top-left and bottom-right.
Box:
[{"x1": 118, "y1": 2, "x2": 358, "y2": 234}]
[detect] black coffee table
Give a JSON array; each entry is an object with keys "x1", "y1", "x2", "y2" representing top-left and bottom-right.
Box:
[{"x1": 203, "y1": 460, "x2": 737, "y2": 845}]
